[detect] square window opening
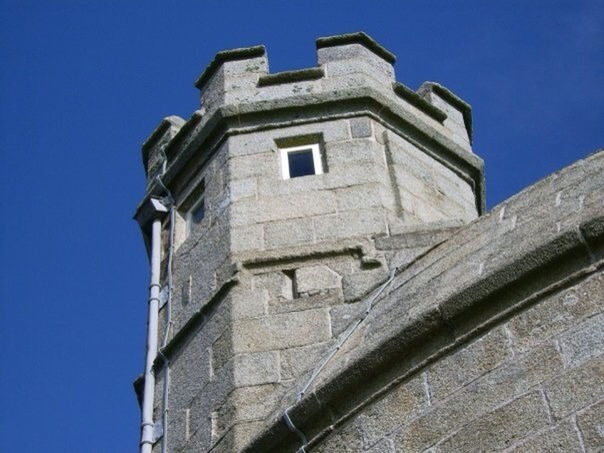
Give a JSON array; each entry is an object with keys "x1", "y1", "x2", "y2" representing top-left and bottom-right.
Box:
[{"x1": 280, "y1": 143, "x2": 323, "y2": 180}]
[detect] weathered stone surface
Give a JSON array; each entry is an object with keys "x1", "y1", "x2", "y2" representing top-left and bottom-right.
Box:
[
  {"x1": 392, "y1": 342, "x2": 563, "y2": 451},
  {"x1": 506, "y1": 419, "x2": 583, "y2": 452},
  {"x1": 313, "y1": 418, "x2": 363, "y2": 453},
  {"x1": 280, "y1": 342, "x2": 330, "y2": 380},
  {"x1": 366, "y1": 438, "x2": 395, "y2": 453},
  {"x1": 295, "y1": 264, "x2": 342, "y2": 296},
  {"x1": 263, "y1": 217, "x2": 315, "y2": 249},
  {"x1": 231, "y1": 309, "x2": 332, "y2": 353},
  {"x1": 576, "y1": 399, "x2": 604, "y2": 452},
  {"x1": 342, "y1": 265, "x2": 388, "y2": 302},
  {"x1": 314, "y1": 208, "x2": 388, "y2": 241},
  {"x1": 325, "y1": 138, "x2": 383, "y2": 166},
  {"x1": 231, "y1": 351, "x2": 280, "y2": 387},
  {"x1": 358, "y1": 374, "x2": 427, "y2": 447},
  {"x1": 334, "y1": 183, "x2": 384, "y2": 211},
  {"x1": 507, "y1": 272, "x2": 603, "y2": 354},
  {"x1": 350, "y1": 117, "x2": 373, "y2": 138},
  {"x1": 435, "y1": 391, "x2": 550, "y2": 452},
  {"x1": 545, "y1": 354, "x2": 604, "y2": 419},
  {"x1": 330, "y1": 301, "x2": 363, "y2": 337},
  {"x1": 559, "y1": 312, "x2": 604, "y2": 368},
  {"x1": 429, "y1": 326, "x2": 512, "y2": 401}
]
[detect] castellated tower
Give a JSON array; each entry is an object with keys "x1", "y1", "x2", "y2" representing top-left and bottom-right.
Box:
[{"x1": 134, "y1": 32, "x2": 484, "y2": 452}]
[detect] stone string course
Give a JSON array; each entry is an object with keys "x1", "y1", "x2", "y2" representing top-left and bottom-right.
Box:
[{"x1": 133, "y1": 32, "x2": 603, "y2": 453}]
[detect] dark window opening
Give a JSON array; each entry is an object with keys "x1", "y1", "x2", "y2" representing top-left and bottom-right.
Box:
[
  {"x1": 288, "y1": 149, "x2": 315, "y2": 178},
  {"x1": 190, "y1": 200, "x2": 205, "y2": 224}
]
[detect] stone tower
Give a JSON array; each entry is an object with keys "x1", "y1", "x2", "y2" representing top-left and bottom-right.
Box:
[{"x1": 134, "y1": 32, "x2": 485, "y2": 452}]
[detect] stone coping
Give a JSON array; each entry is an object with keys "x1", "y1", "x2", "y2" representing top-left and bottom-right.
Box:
[
  {"x1": 141, "y1": 115, "x2": 185, "y2": 172},
  {"x1": 257, "y1": 68, "x2": 325, "y2": 87},
  {"x1": 194, "y1": 45, "x2": 266, "y2": 90},
  {"x1": 316, "y1": 31, "x2": 396, "y2": 64},
  {"x1": 392, "y1": 82, "x2": 447, "y2": 123},
  {"x1": 243, "y1": 150, "x2": 604, "y2": 452},
  {"x1": 419, "y1": 81, "x2": 473, "y2": 143}
]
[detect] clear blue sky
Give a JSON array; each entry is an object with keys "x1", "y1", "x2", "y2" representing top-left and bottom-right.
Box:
[{"x1": 0, "y1": 1, "x2": 602, "y2": 452}]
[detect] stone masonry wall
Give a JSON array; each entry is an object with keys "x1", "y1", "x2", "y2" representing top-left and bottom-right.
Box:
[
  {"x1": 244, "y1": 150, "x2": 603, "y2": 452},
  {"x1": 315, "y1": 271, "x2": 603, "y2": 452}
]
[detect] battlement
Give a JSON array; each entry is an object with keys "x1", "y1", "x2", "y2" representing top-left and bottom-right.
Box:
[{"x1": 140, "y1": 33, "x2": 482, "y2": 211}]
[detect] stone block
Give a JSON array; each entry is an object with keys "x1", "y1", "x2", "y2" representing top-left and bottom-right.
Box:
[
  {"x1": 435, "y1": 391, "x2": 550, "y2": 452},
  {"x1": 398, "y1": 188, "x2": 449, "y2": 223},
  {"x1": 429, "y1": 326, "x2": 512, "y2": 401},
  {"x1": 230, "y1": 224, "x2": 264, "y2": 254},
  {"x1": 230, "y1": 351, "x2": 280, "y2": 387},
  {"x1": 211, "y1": 420, "x2": 265, "y2": 453},
  {"x1": 181, "y1": 415, "x2": 212, "y2": 453},
  {"x1": 350, "y1": 117, "x2": 373, "y2": 138},
  {"x1": 272, "y1": 118, "x2": 350, "y2": 145},
  {"x1": 263, "y1": 218, "x2": 315, "y2": 249},
  {"x1": 358, "y1": 374, "x2": 427, "y2": 447},
  {"x1": 280, "y1": 342, "x2": 331, "y2": 380},
  {"x1": 318, "y1": 43, "x2": 395, "y2": 84},
  {"x1": 212, "y1": 384, "x2": 281, "y2": 443},
  {"x1": 545, "y1": 354, "x2": 604, "y2": 419},
  {"x1": 366, "y1": 438, "x2": 395, "y2": 453},
  {"x1": 314, "y1": 418, "x2": 363, "y2": 453},
  {"x1": 321, "y1": 162, "x2": 382, "y2": 189},
  {"x1": 330, "y1": 301, "x2": 363, "y2": 337},
  {"x1": 228, "y1": 151, "x2": 276, "y2": 180},
  {"x1": 229, "y1": 177, "x2": 257, "y2": 201},
  {"x1": 231, "y1": 309, "x2": 331, "y2": 353},
  {"x1": 253, "y1": 271, "x2": 295, "y2": 302},
  {"x1": 232, "y1": 190, "x2": 337, "y2": 226},
  {"x1": 576, "y1": 399, "x2": 604, "y2": 452},
  {"x1": 314, "y1": 209, "x2": 387, "y2": 241},
  {"x1": 393, "y1": 342, "x2": 563, "y2": 451},
  {"x1": 507, "y1": 419, "x2": 582, "y2": 452},
  {"x1": 325, "y1": 139, "x2": 383, "y2": 167},
  {"x1": 507, "y1": 272, "x2": 603, "y2": 354},
  {"x1": 559, "y1": 312, "x2": 604, "y2": 368},
  {"x1": 295, "y1": 264, "x2": 342, "y2": 296},
  {"x1": 211, "y1": 329, "x2": 233, "y2": 373},
  {"x1": 256, "y1": 171, "x2": 328, "y2": 197},
  {"x1": 227, "y1": 288, "x2": 267, "y2": 320},
  {"x1": 334, "y1": 183, "x2": 383, "y2": 211},
  {"x1": 169, "y1": 333, "x2": 212, "y2": 409},
  {"x1": 212, "y1": 384, "x2": 282, "y2": 440},
  {"x1": 342, "y1": 266, "x2": 389, "y2": 303},
  {"x1": 268, "y1": 291, "x2": 342, "y2": 315}
]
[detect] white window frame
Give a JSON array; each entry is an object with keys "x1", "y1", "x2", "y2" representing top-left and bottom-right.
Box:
[{"x1": 279, "y1": 143, "x2": 323, "y2": 180}]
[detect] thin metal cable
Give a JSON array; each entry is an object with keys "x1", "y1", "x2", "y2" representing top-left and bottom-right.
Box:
[
  {"x1": 156, "y1": 174, "x2": 175, "y2": 453},
  {"x1": 282, "y1": 266, "x2": 398, "y2": 450}
]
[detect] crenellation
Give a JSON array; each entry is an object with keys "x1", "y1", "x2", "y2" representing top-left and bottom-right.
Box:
[{"x1": 419, "y1": 81, "x2": 473, "y2": 145}]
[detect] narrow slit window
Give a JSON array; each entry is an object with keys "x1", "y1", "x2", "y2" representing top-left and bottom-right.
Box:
[
  {"x1": 187, "y1": 197, "x2": 205, "y2": 235},
  {"x1": 280, "y1": 143, "x2": 323, "y2": 180}
]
